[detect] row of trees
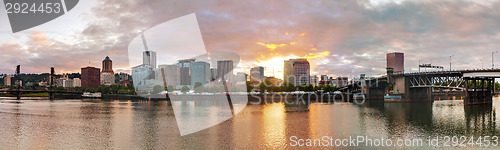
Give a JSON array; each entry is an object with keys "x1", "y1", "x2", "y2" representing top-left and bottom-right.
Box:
[
  {"x1": 1, "y1": 84, "x2": 136, "y2": 95},
  {"x1": 250, "y1": 81, "x2": 339, "y2": 92}
]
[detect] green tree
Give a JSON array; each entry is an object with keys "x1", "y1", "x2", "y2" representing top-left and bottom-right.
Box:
[
  {"x1": 181, "y1": 86, "x2": 190, "y2": 93},
  {"x1": 167, "y1": 85, "x2": 174, "y2": 92},
  {"x1": 153, "y1": 85, "x2": 164, "y2": 94}
]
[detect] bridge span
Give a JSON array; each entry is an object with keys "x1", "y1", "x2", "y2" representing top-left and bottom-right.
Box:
[{"x1": 390, "y1": 69, "x2": 500, "y2": 105}]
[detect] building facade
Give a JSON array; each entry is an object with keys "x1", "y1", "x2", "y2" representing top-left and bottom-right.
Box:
[
  {"x1": 143, "y1": 51, "x2": 157, "y2": 69},
  {"x1": 250, "y1": 66, "x2": 265, "y2": 82},
  {"x1": 284, "y1": 59, "x2": 310, "y2": 86},
  {"x1": 387, "y1": 52, "x2": 404, "y2": 74},
  {"x1": 217, "y1": 60, "x2": 234, "y2": 81},
  {"x1": 190, "y1": 61, "x2": 210, "y2": 85},
  {"x1": 81, "y1": 67, "x2": 101, "y2": 89},
  {"x1": 177, "y1": 59, "x2": 196, "y2": 85},
  {"x1": 101, "y1": 56, "x2": 115, "y2": 85},
  {"x1": 156, "y1": 64, "x2": 180, "y2": 86}
]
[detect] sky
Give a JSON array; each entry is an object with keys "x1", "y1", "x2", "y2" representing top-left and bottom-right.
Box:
[{"x1": 1, "y1": 0, "x2": 500, "y2": 79}]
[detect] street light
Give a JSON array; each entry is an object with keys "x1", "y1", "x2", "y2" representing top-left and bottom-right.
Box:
[
  {"x1": 493, "y1": 51, "x2": 498, "y2": 69},
  {"x1": 418, "y1": 59, "x2": 422, "y2": 72},
  {"x1": 449, "y1": 55, "x2": 454, "y2": 71},
  {"x1": 480, "y1": 60, "x2": 484, "y2": 69}
]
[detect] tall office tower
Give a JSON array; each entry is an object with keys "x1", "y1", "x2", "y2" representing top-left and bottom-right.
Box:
[
  {"x1": 236, "y1": 72, "x2": 248, "y2": 82},
  {"x1": 101, "y1": 56, "x2": 115, "y2": 85},
  {"x1": 210, "y1": 68, "x2": 217, "y2": 81},
  {"x1": 157, "y1": 65, "x2": 181, "y2": 86},
  {"x1": 81, "y1": 67, "x2": 101, "y2": 88},
  {"x1": 143, "y1": 51, "x2": 157, "y2": 69},
  {"x1": 320, "y1": 75, "x2": 328, "y2": 81},
  {"x1": 284, "y1": 58, "x2": 310, "y2": 86},
  {"x1": 102, "y1": 56, "x2": 114, "y2": 73},
  {"x1": 250, "y1": 66, "x2": 265, "y2": 82},
  {"x1": 386, "y1": 52, "x2": 404, "y2": 74},
  {"x1": 311, "y1": 75, "x2": 319, "y2": 87},
  {"x1": 217, "y1": 60, "x2": 234, "y2": 81},
  {"x1": 190, "y1": 61, "x2": 211, "y2": 85},
  {"x1": 131, "y1": 64, "x2": 154, "y2": 89},
  {"x1": 177, "y1": 59, "x2": 196, "y2": 85}
]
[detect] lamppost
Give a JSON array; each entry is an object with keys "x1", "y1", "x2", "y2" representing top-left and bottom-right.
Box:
[
  {"x1": 449, "y1": 55, "x2": 454, "y2": 71},
  {"x1": 418, "y1": 59, "x2": 422, "y2": 72},
  {"x1": 493, "y1": 51, "x2": 498, "y2": 69},
  {"x1": 480, "y1": 60, "x2": 484, "y2": 69}
]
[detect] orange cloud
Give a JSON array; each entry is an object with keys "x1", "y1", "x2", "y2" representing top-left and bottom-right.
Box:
[
  {"x1": 257, "y1": 42, "x2": 287, "y2": 50},
  {"x1": 304, "y1": 51, "x2": 330, "y2": 58}
]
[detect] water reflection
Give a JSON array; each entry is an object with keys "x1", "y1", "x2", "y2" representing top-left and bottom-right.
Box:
[{"x1": 0, "y1": 98, "x2": 500, "y2": 149}]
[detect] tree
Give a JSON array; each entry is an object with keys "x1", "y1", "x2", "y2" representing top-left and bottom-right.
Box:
[
  {"x1": 167, "y1": 85, "x2": 174, "y2": 92},
  {"x1": 193, "y1": 82, "x2": 204, "y2": 93},
  {"x1": 153, "y1": 85, "x2": 164, "y2": 94},
  {"x1": 181, "y1": 86, "x2": 190, "y2": 93},
  {"x1": 246, "y1": 81, "x2": 254, "y2": 92}
]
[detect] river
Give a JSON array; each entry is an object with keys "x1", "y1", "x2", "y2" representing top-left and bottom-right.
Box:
[{"x1": 0, "y1": 97, "x2": 499, "y2": 149}]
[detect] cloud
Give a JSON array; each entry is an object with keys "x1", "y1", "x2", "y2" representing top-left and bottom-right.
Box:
[{"x1": 1, "y1": 0, "x2": 500, "y2": 78}]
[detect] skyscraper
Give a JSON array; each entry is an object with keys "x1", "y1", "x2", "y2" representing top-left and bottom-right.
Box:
[
  {"x1": 102, "y1": 56, "x2": 113, "y2": 74},
  {"x1": 284, "y1": 58, "x2": 310, "y2": 86},
  {"x1": 101, "y1": 56, "x2": 115, "y2": 85},
  {"x1": 250, "y1": 66, "x2": 265, "y2": 82},
  {"x1": 311, "y1": 75, "x2": 319, "y2": 87},
  {"x1": 190, "y1": 61, "x2": 210, "y2": 85},
  {"x1": 387, "y1": 52, "x2": 404, "y2": 74},
  {"x1": 210, "y1": 68, "x2": 217, "y2": 81},
  {"x1": 177, "y1": 59, "x2": 196, "y2": 85},
  {"x1": 143, "y1": 51, "x2": 157, "y2": 69},
  {"x1": 81, "y1": 67, "x2": 100, "y2": 88},
  {"x1": 217, "y1": 60, "x2": 233, "y2": 81},
  {"x1": 157, "y1": 65, "x2": 180, "y2": 86}
]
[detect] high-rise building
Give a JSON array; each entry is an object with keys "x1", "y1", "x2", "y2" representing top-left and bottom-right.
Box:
[
  {"x1": 73, "y1": 78, "x2": 81, "y2": 87},
  {"x1": 102, "y1": 56, "x2": 114, "y2": 74},
  {"x1": 118, "y1": 72, "x2": 130, "y2": 81},
  {"x1": 387, "y1": 52, "x2": 404, "y2": 74},
  {"x1": 63, "y1": 79, "x2": 73, "y2": 88},
  {"x1": 157, "y1": 64, "x2": 180, "y2": 86},
  {"x1": 284, "y1": 58, "x2": 310, "y2": 86},
  {"x1": 177, "y1": 59, "x2": 196, "y2": 85},
  {"x1": 190, "y1": 61, "x2": 210, "y2": 85},
  {"x1": 101, "y1": 56, "x2": 115, "y2": 85},
  {"x1": 250, "y1": 66, "x2": 265, "y2": 82},
  {"x1": 3, "y1": 75, "x2": 12, "y2": 86},
  {"x1": 81, "y1": 67, "x2": 101, "y2": 88},
  {"x1": 143, "y1": 51, "x2": 157, "y2": 69},
  {"x1": 320, "y1": 75, "x2": 328, "y2": 81},
  {"x1": 217, "y1": 60, "x2": 233, "y2": 81},
  {"x1": 236, "y1": 72, "x2": 248, "y2": 82},
  {"x1": 131, "y1": 64, "x2": 154, "y2": 89},
  {"x1": 210, "y1": 68, "x2": 217, "y2": 81},
  {"x1": 311, "y1": 75, "x2": 319, "y2": 87},
  {"x1": 101, "y1": 73, "x2": 115, "y2": 85},
  {"x1": 336, "y1": 77, "x2": 349, "y2": 87}
]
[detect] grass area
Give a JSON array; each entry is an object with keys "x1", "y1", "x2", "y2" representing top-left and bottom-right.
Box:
[{"x1": 21, "y1": 93, "x2": 49, "y2": 97}]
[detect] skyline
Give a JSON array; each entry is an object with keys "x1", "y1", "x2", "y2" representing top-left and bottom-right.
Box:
[{"x1": 2, "y1": 0, "x2": 500, "y2": 77}]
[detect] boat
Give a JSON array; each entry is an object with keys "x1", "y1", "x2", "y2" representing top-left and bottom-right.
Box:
[
  {"x1": 82, "y1": 92, "x2": 102, "y2": 98},
  {"x1": 384, "y1": 94, "x2": 402, "y2": 101},
  {"x1": 353, "y1": 94, "x2": 365, "y2": 101}
]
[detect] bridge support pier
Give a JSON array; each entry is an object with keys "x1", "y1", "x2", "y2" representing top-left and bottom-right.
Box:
[
  {"x1": 408, "y1": 87, "x2": 432, "y2": 101},
  {"x1": 465, "y1": 77, "x2": 493, "y2": 105}
]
